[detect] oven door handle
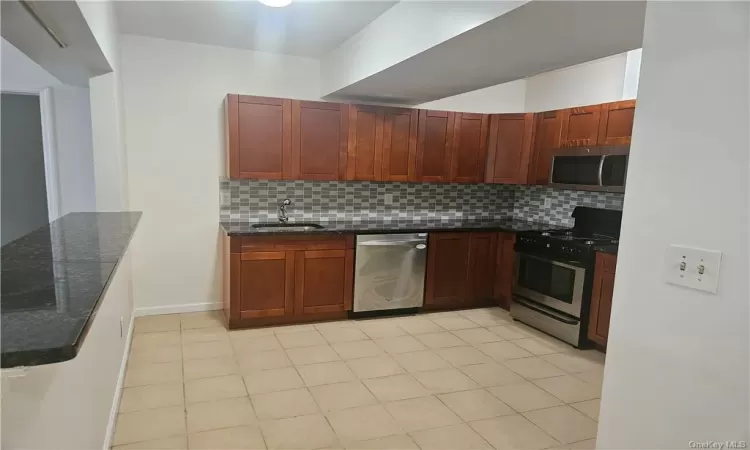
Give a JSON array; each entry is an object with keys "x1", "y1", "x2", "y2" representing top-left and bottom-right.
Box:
[
  {"x1": 516, "y1": 252, "x2": 586, "y2": 272},
  {"x1": 513, "y1": 297, "x2": 579, "y2": 325}
]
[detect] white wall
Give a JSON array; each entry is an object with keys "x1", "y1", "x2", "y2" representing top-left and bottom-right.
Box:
[
  {"x1": 90, "y1": 70, "x2": 130, "y2": 212},
  {"x1": 321, "y1": 1, "x2": 525, "y2": 96},
  {"x1": 524, "y1": 52, "x2": 628, "y2": 112},
  {"x1": 120, "y1": 35, "x2": 320, "y2": 312},
  {"x1": 79, "y1": 0, "x2": 131, "y2": 213},
  {"x1": 622, "y1": 48, "x2": 642, "y2": 100},
  {"x1": 597, "y1": 2, "x2": 749, "y2": 448},
  {"x1": 50, "y1": 84, "x2": 97, "y2": 216},
  {"x1": 417, "y1": 79, "x2": 527, "y2": 113}
]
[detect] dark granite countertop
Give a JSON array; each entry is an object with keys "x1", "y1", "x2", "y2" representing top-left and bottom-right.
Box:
[
  {"x1": 220, "y1": 217, "x2": 562, "y2": 236},
  {"x1": 593, "y1": 244, "x2": 619, "y2": 255},
  {"x1": 1, "y1": 212, "x2": 141, "y2": 368}
]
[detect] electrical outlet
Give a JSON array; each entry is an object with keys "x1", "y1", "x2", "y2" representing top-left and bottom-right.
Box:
[
  {"x1": 543, "y1": 198, "x2": 552, "y2": 209},
  {"x1": 664, "y1": 244, "x2": 722, "y2": 293},
  {"x1": 384, "y1": 193, "x2": 393, "y2": 204},
  {"x1": 219, "y1": 190, "x2": 230, "y2": 207}
]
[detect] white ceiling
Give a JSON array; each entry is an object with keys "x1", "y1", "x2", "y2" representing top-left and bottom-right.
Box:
[
  {"x1": 115, "y1": 0, "x2": 397, "y2": 58},
  {"x1": 330, "y1": 0, "x2": 646, "y2": 104}
]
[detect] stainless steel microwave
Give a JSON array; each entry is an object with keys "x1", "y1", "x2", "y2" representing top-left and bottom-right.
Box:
[{"x1": 549, "y1": 146, "x2": 629, "y2": 193}]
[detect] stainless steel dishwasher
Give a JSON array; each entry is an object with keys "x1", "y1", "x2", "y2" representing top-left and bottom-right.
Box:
[{"x1": 353, "y1": 233, "x2": 428, "y2": 313}]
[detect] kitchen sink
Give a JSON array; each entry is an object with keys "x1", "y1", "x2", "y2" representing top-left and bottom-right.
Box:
[{"x1": 251, "y1": 222, "x2": 324, "y2": 232}]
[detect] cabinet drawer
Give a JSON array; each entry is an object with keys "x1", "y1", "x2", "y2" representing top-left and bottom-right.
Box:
[{"x1": 232, "y1": 235, "x2": 353, "y2": 252}]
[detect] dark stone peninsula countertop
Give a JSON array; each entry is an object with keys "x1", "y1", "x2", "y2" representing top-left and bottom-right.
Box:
[
  {"x1": 1, "y1": 212, "x2": 141, "y2": 368},
  {"x1": 221, "y1": 217, "x2": 562, "y2": 236}
]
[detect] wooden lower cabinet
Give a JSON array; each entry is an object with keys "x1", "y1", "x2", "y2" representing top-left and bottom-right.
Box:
[
  {"x1": 295, "y1": 249, "x2": 354, "y2": 315},
  {"x1": 424, "y1": 231, "x2": 513, "y2": 310},
  {"x1": 237, "y1": 251, "x2": 294, "y2": 319},
  {"x1": 225, "y1": 235, "x2": 354, "y2": 328},
  {"x1": 494, "y1": 232, "x2": 516, "y2": 310},
  {"x1": 424, "y1": 233, "x2": 471, "y2": 308},
  {"x1": 226, "y1": 231, "x2": 518, "y2": 327},
  {"x1": 588, "y1": 252, "x2": 617, "y2": 347},
  {"x1": 467, "y1": 233, "x2": 498, "y2": 306}
]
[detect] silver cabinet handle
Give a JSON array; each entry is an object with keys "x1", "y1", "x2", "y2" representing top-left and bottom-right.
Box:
[{"x1": 359, "y1": 240, "x2": 426, "y2": 247}]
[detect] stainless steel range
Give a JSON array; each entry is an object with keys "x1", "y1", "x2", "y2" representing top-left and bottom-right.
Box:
[{"x1": 511, "y1": 207, "x2": 622, "y2": 347}]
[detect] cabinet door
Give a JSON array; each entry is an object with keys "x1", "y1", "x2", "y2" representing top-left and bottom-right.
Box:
[
  {"x1": 450, "y1": 113, "x2": 489, "y2": 183},
  {"x1": 598, "y1": 100, "x2": 636, "y2": 146},
  {"x1": 527, "y1": 110, "x2": 562, "y2": 185},
  {"x1": 237, "y1": 251, "x2": 295, "y2": 319},
  {"x1": 424, "y1": 233, "x2": 471, "y2": 308},
  {"x1": 294, "y1": 249, "x2": 354, "y2": 315},
  {"x1": 588, "y1": 253, "x2": 616, "y2": 346},
  {"x1": 494, "y1": 233, "x2": 516, "y2": 310},
  {"x1": 346, "y1": 105, "x2": 384, "y2": 181},
  {"x1": 226, "y1": 95, "x2": 292, "y2": 179},
  {"x1": 291, "y1": 101, "x2": 348, "y2": 180},
  {"x1": 382, "y1": 107, "x2": 418, "y2": 182},
  {"x1": 560, "y1": 105, "x2": 602, "y2": 147},
  {"x1": 467, "y1": 232, "x2": 497, "y2": 306},
  {"x1": 485, "y1": 113, "x2": 534, "y2": 184},
  {"x1": 416, "y1": 110, "x2": 455, "y2": 182}
]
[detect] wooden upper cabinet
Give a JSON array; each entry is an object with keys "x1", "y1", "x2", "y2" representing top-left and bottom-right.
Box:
[
  {"x1": 424, "y1": 233, "x2": 470, "y2": 308},
  {"x1": 560, "y1": 105, "x2": 602, "y2": 147},
  {"x1": 450, "y1": 113, "x2": 489, "y2": 183},
  {"x1": 294, "y1": 249, "x2": 354, "y2": 315},
  {"x1": 382, "y1": 107, "x2": 418, "y2": 182},
  {"x1": 226, "y1": 95, "x2": 292, "y2": 179},
  {"x1": 346, "y1": 105, "x2": 384, "y2": 181},
  {"x1": 237, "y1": 251, "x2": 295, "y2": 319},
  {"x1": 346, "y1": 106, "x2": 418, "y2": 182},
  {"x1": 485, "y1": 113, "x2": 534, "y2": 184},
  {"x1": 527, "y1": 110, "x2": 562, "y2": 185},
  {"x1": 291, "y1": 100, "x2": 348, "y2": 181},
  {"x1": 598, "y1": 100, "x2": 636, "y2": 145},
  {"x1": 416, "y1": 110, "x2": 455, "y2": 182}
]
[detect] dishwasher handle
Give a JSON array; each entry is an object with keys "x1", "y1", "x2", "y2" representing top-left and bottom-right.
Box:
[{"x1": 358, "y1": 239, "x2": 427, "y2": 247}]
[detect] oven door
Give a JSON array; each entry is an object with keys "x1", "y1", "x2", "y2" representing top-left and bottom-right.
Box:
[{"x1": 513, "y1": 253, "x2": 586, "y2": 318}]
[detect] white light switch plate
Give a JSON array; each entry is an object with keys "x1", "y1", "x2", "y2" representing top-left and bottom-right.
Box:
[{"x1": 664, "y1": 244, "x2": 722, "y2": 293}]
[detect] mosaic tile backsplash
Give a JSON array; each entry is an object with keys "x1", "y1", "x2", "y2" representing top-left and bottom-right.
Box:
[
  {"x1": 220, "y1": 180, "x2": 515, "y2": 222},
  {"x1": 220, "y1": 180, "x2": 624, "y2": 227},
  {"x1": 511, "y1": 185, "x2": 624, "y2": 227}
]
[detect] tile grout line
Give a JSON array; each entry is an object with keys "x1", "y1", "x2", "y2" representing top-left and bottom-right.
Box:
[{"x1": 123, "y1": 309, "x2": 601, "y2": 449}]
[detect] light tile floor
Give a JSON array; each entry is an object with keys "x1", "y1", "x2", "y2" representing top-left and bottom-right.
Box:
[{"x1": 113, "y1": 308, "x2": 605, "y2": 450}]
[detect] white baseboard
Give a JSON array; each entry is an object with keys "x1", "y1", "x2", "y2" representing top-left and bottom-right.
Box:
[
  {"x1": 134, "y1": 302, "x2": 223, "y2": 317},
  {"x1": 103, "y1": 314, "x2": 134, "y2": 450}
]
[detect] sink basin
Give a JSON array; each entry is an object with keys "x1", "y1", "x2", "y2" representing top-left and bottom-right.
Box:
[{"x1": 251, "y1": 222, "x2": 324, "y2": 232}]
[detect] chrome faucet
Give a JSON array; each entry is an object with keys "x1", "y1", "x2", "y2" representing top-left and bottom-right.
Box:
[{"x1": 278, "y1": 199, "x2": 291, "y2": 223}]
